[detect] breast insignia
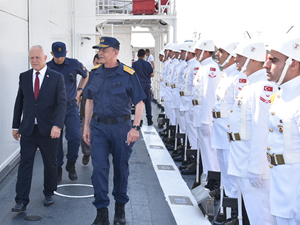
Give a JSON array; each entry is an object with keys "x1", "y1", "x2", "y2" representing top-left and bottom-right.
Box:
[{"x1": 124, "y1": 65, "x2": 135, "y2": 75}]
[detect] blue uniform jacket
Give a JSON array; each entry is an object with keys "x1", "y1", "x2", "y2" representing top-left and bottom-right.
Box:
[
  {"x1": 84, "y1": 61, "x2": 146, "y2": 118},
  {"x1": 132, "y1": 59, "x2": 153, "y2": 83},
  {"x1": 47, "y1": 58, "x2": 87, "y2": 102}
]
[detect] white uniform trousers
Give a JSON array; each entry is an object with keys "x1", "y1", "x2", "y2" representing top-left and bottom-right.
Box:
[
  {"x1": 196, "y1": 125, "x2": 220, "y2": 175},
  {"x1": 276, "y1": 216, "x2": 297, "y2": 225},
  {"x1": 173, "y1": 108, "x2": 186, "y2": 133},
  {"x1": 183, "y1": 110, "x2": 197, "y2": 149},
  {"x1": 216, "y1": 148, "x2": 237, "y2": 198},
  {"x1": 238, "y1": 177, "x2": 273, "y2": 225},
  {"x1": 164, "y1": 101, "x2": 175, "y2": 125}
]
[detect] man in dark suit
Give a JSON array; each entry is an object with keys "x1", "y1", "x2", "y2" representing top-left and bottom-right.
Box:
[{"x1": 11, "y1": 45, "x2": 67, "y2": 212}]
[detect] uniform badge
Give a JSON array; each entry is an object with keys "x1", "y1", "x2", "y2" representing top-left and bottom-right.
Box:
[
  {"x1": 264, "y1": 86, "x2": 273, "y2": 92},
  {"x1": 293, "y1": 43, "x2": 300, "y2": 50},
  {"x1": 239, "y1": 79, "x2": 247, "y2": 83},
  {"x1": 58, "y1": 47, "x2": 62, "y2": 52},
  {"x1": 101, "y1": 39, "x2": 105, "y2": 42},
  {"x1": 277, "y1": 124, "x2": 283, "y2": 133},
  {"x1": 279, "y1": 119, "x2": 283, "y2": 123},
  {"x1": 83, "y1": 66, "x2": 86, "y2": 71},
  {"x1": 238, "y1": 100, "x2": 242, "y2": 106}
]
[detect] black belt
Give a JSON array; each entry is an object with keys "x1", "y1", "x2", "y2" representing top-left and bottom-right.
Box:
[
  {"x1": 67, "y1": 99, "x2": 76, "y2": 105},
  {"x1": 92, "y1": 114, "x2": 131, "y2": 124}
]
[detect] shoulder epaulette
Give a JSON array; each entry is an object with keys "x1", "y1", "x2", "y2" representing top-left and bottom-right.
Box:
[
  {"x1": 271, "y1": 91, "x2": 279, "y2": 105},
  {"x1": 123, "y1": 65, "x2": 135, "y2": 75},
  {"x1": 91, "y1": 64, "x2": 101, "y2": 71}
]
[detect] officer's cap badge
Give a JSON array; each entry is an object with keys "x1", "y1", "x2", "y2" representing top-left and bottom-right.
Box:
[
  {"x1": 250, "y1": 47, "x2": 256, "y2": 52},
  {"x1": 101, "y1": 39, "x2": 105, "y2": 42},
  {"x1": 293, "y1": 43, "x2": 300, "y2": 50},
  {"x1": 58, "y1": 47, "x2": 62, "y2": 52}
]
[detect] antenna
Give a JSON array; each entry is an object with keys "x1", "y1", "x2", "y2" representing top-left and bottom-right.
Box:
[{"x1": 286, "y1": 26, "x2": 294, "y2": 33}]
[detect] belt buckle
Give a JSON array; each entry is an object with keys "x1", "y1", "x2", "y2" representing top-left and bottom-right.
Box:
[
  {"x1": 216, "y1": 111, "x2": 221, "y2": 118},
  {"x1": 107, "y1": 118, "x2": 112, "y2": 124},
  {"x1": 234, "y1": 133, "x2": 241, "y2": 141},
  {"x1": 171, "y1": 84, "x2": 175, "y2": 88},
  {"x1": 212, "y1": 111, "x2": 216, "y2": 118},
  {"x1": 179, "y1": 91, "x2": 184, "y2": 96},
  {"x1": 227, "y1": 132, "x2": 234, "y2": 142},
  {"x1": 195, "y1": 100, "x2": 198, "y2": 105},
  {"x1": 192, "y1": 100, "x2": 195, "y2": 106}
]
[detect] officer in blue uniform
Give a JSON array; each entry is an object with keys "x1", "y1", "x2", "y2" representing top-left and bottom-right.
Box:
[
  {"x1": 47, "y1": 42, "x2": 88, "y2": 182},
  {"x1": 132, "y1": 49, "x2": 154, "y2": 125},
  {"x1": 83, "y1": 37, "x2": 146, "y2": 225}
]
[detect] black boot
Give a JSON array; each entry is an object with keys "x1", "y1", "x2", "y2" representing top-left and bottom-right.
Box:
[
  {"x1": 57, "y1": 167, "x2": 62, "y2": 183},
  {"x1": 65, "y1": 160, "x2": 77, "y2": 181},
  {"x1": 114, "y1": 202, "x2": 126, "y2": 225},
  {"x1": 147, "y1": 118, "x2": 153, "y2": 126},
  {"x1": 92, "y1": 208, "x2": 110, "y2": 225}
]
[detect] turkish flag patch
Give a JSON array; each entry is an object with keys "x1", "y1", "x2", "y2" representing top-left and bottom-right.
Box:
[
  {"x1": 239, "y1": 79, "x2": 247, "y2": 83},
  {"x1": 210, "y1": 67, "x2": 216, "y2": 71},
  {"x1": 264, "y1": 86, "x2": 273, "y2": 92},
  {"x1": 194, "y1": 67, "x2": 199, "y2": 70}
]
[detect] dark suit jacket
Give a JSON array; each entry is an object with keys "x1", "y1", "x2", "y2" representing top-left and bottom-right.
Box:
[{"x1": 12, "y1": 67, "x2": 67, "y2": 137}]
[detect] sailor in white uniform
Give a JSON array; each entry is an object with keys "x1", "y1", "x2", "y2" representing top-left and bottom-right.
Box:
[
  {"x1": 160, "y1": 43, "x2": 173, "y2": 120},
  {"x1": 179, "y1": 42, "x2": 199, "y2": 152},
  {"x1": 227, "y1": 40, "x2": 277, "y2": 225},
  {"x1": 164, "y1": 44, "x2": 178, "y2": 125},
  {"x1": 212, "y1": 41, "x2": 247, "y2": 198},
  {"x1": 193, "y1": 39, "x2": 221, "y2": 176},
  {"x1": 170, "y1": 43, "x2": 187, "y2": 135},
  {"x1": 264, "y1": 35, "x2": 300, "y2": 225}
]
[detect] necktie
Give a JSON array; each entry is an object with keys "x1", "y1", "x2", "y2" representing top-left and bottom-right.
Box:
[{"x1": 34, "y1": 72, "x2": 40, "y2": 100}]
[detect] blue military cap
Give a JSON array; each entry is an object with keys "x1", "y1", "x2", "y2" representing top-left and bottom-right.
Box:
[
  {"x1": 92, "y1": 36, "x2": 120, "y2": 50},
  {"x1": 52, "y1": 42, "x2": 67, "y2": 57}
]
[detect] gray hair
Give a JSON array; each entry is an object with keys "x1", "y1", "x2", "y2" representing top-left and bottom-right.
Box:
[{"x1": 29, "y1": 45, "x2": 46, "y2": 55}]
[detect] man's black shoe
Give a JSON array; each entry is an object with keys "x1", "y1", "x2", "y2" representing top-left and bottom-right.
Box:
[
  {"x1": 114, "y1": 202, "x2": 126, "y2": 225},
  {"x1": 57, "y1": 166, "x2": 62, "y2": 183},
  {"x1": 173, "y1": 153, "x2": 184, "y2": 162},
  {"x1": 180, "y1": 163, "x2": 196, "y2": 175},
  {"x1": 82, "y1": 154, "x2": 90, "y2": 165},
  {"x1": 44, "y1": 195, "x2": 54, "y2": 206},
  {"x1": 147, "y1": 118, "x2": 153, "y2": 126},
  {"x1": 11, "y1": 203, "x2": 26, "y2": 212},
  {"x1": 92, "y1": 207, "x2": 110, "y2": 225},
  {"x1": 65, "y1": 160, "x2": 77, "y2": 181}
]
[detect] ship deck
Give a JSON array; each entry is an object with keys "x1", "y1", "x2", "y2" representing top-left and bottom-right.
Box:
[{"x1": 0, "y1": 102, "x2": 212, "y2": 225}]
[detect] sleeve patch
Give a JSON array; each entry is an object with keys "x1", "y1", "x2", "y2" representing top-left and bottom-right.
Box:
[
  {"x1": 124, "y1": 65, "x2": 135, "y2": 75},
  {"x1": 210, "y1": 67, "x2": 216, "y2": 71},
  {"x1": 239, "y1": 78, "x2": 247, "y2": 83},
  {"x1": 264, "y1": 86, "x2": 273, "y2": 92},
  {"x1": 83, "y1": 65, "x2": 86, "y2": 71}
]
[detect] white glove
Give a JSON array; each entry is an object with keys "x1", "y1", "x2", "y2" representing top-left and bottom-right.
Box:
[
  {"x1": 294, "y1": 185, "x2": 300, "y2": 223},
  {"x1": 248, "y1": 172, "x2": 262, "y2": 188},
  {"x1": 200, "y1": 124, "x2": 210, "y2": 138}
]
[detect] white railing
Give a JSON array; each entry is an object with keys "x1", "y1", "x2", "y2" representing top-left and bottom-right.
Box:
[{"x1": 95, "y1": 0, "x2": 176, "y2": 16}]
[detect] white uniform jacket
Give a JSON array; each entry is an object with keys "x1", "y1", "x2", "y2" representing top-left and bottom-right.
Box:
[
  {"x1": 179, "y1": 58, "x2": 200, "y2": 111},
  {"x1": 159, "y1": 59, "x2": 171, "y2": 99},
  {"x1": 212, "y1": 64, "x2": 247, "y2": 149},
  {"x1": 171, "y1": 60, "x2": 187, "y2": 109},
  {"x1": 268, "y1": 76, "x2": 300, "y2": 218},
  {"x1": 192, "y1": 57, "x2": 221, "y2": 127},
  {"x1": 228, "y1": 69, "x2": 278, "y2": 179}
]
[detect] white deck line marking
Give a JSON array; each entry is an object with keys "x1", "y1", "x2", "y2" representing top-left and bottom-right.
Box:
[{"x1": 141, "y1": 126, "x2": 210, "y2": 225}]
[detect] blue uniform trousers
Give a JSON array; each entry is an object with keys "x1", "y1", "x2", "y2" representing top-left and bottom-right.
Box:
[
  {"x1": 141, "y1": 82, "x2": 152, "y2": 119},
  {"x1": 16, "y1": 125, "x2": 58, "y2": 205},
  {"x1": 57, "y1": 101, "x2": 81, "y2": 167},
  {"x1": 90, "y1": 117, "x2": 133, "y2": 209}
]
